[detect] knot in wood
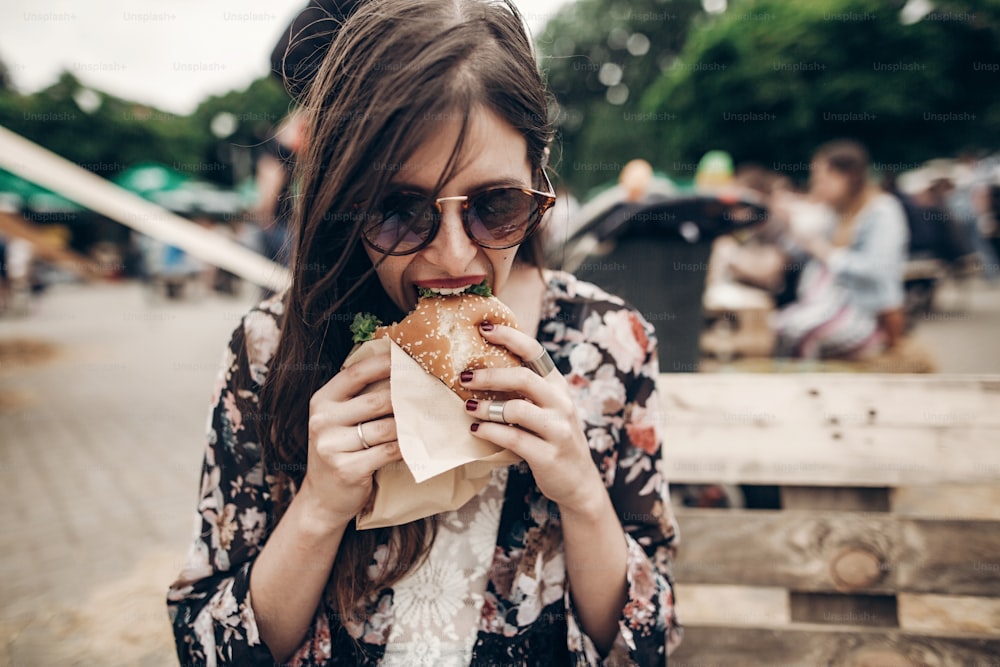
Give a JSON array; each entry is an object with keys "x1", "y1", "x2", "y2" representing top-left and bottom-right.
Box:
[{"x1": 831, "y1": 548, "x2": 883, "y2": 590}]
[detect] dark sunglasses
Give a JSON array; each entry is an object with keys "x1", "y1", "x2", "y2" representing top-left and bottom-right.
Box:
[{"x1": 361, "y1": 171, "x2": 556, "y2": 256}]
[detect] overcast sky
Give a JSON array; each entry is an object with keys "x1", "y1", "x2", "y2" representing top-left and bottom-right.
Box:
[{"x1": 1, "y1": 0, "x2": 571, "y2": 115}]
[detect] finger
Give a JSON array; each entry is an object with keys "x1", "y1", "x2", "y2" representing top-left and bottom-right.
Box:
[
  {"x1": 360, "y1": 438, "x2": 404, "y2": 472},
  {"x1": 460, "y1": 365, "x2": 569, "y2": 411},
  {"x1": 313, "y1": 420, "x2": 401, "y2": 465},
  {"x1": 356, "y1": 416, "x2": 398, "y2": 451},
  {"x1": 341, "y1": 387, "x2": 394, "y2": 425},
  {"x1": 309, "y1": 386, "x2": 393, "y2": 435},
  {"x1": 469, "y1": 420, "x2": 545, "y2": 462},
  {"x1": 322, "y1": 439, "x2": 404, "y2": 484},
  {"x1": 478, "y1": 323, "x2": 553, "y2": 371},
  {"x1": 466, "y1": 398, "x2": 568, "y2": 441},
  {"x1": 313, "y1": 350, "x2": 391, "y2": 403}
]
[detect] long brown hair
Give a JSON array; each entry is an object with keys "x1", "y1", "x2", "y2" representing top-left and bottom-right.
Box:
[
  {"x1": 813, "y1": 139, "x2": 870, "y2": 200},
  {"x1": 258, "y1": 0, "x2": 553, "y2": 623}
]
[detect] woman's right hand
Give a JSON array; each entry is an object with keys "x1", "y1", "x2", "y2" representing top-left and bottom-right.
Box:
[{"x1": 300, "y1": 348, "x2": 402, "y2": 529}]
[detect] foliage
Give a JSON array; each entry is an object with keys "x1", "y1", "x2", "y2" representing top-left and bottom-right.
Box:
[
  {"x1": 537, "y1": 0, "x2": 705, "y2": 194},
  {"x1": 640, "y1": 0, "x2": 1000, "y2": 181},
  {"x1": 0, "y1": 69, "x2": 290, "y2": 185},
  {"x1": 189, "y1": 75, "x2": 293, "y2": 184}
]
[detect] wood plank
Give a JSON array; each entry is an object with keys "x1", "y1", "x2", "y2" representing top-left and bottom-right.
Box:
[
  {"x1": 892, "y1": 484, "x2": 1000, "y2": 520},
  {"x1": 0, "y1": 126, "x2": 290, "y2": 292},
  {"x1": 900, "y1": 593, "x2": 1000, "y2": 635},
  {"x1": 658, "y1": 374, "x2": 1000, "y2": 486},
  {"x1": 672, "y1": 584, "x2": 788, "y2": 626},
  {"x1": 673, "y1": 585, "x2": 997, "y2": 637},
  {"x1": 673, "y1": 510, "x2": 1000, "y2": 596},
  {"x1": 669, "y1": 624, "x2": 1000, "y2": 667}
]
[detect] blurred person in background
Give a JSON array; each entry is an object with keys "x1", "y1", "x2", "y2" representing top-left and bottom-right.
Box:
[
  {"x1": 904, "y1": 165, "x2": 976, "y2": 270},
  {"x1": 252, "y1": 110, "x2": 304, "y2": 271},
  {"x1": 947, "y1": 155, "x2": 1000, "y2": 282},
  {"x1": 4, "y1": 236, "x2": 35, "y2": 314},
  {"x1": 251, "y1": 0, "x2": 365, "y2": 295},
  {"x1": 707, "y1": 164, "x2": 805, "y2": 307},
  {"x1": 544, "y1": 158, "x2": 676, "y2": 266},
  {"x1": 772, "y1": 139, "x2": 909, "y2": 359},
  {"x1": 0, "y1": 233, "x2": 8, "y2": 313}
]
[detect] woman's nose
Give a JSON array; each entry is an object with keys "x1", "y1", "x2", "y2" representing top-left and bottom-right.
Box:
[{"x1": 421, "y1": 202, "x2": 478, "y2": 269}]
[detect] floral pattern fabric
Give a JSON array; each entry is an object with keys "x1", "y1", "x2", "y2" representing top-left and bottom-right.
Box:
[
  {"x1": 167, "y1": 269, "x2": 681, "y2": 666},
  {"x1": 382, "y1": 466, "x2": 508, "y2": 666}
]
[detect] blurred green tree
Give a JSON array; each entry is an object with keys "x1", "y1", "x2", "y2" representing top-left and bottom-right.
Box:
[
  {"x1": 537, "y1": 0, "x2": 705, "y2": 195},
  {"x1": 0, "y1": 58, "x2": 12, "y2": 93},
  {"x1": 640, "y1": 0, "x2": 1000, "y2": 181},
  {"x1": 0, "y1": 71, "x2": 203, "y2": 178},
  {"x1": 188, "y1": 75, "x2": 292, "y2": 185},
  {"x1": 0, "y1": 71, "x2": 289, "y2": 185}
]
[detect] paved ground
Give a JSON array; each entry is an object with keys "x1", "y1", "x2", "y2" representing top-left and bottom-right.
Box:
[
  {"x1": 1, "y1": 281, "x2": 258, "y2": 666},
  {"x1": 906, "y1": 276, "x2": 1000, "y2": 373},
  {"x1": 0, "y1": 276, "x2": 998, "y2": 666}
]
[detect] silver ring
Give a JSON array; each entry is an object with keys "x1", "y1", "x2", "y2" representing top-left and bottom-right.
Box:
[
  {"x1": 357, "y1": 422, "x2": 372, "y2": 449},
  {"x1": 524, "y1": 349, "x2": 556, "y2": 377},
  {"x1": 487, "y1": 401, "x2": 508, "y2": 424}
]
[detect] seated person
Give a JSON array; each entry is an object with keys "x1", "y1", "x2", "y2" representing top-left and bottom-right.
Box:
[{"x1": 772, "y1": 140, "x2": 909, "y2": 359}]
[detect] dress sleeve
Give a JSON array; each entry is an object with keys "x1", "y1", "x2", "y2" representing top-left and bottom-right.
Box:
[
  {"x1": 166, "y1": 311, "x2": 280, "y2": 665},
  {"x1": 562, "y1": 306, "x2": 682, "y2": 665}
]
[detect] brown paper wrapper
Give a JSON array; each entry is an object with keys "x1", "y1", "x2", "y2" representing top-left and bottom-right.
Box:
[{"x1": 342, "y1": 337, "x2": 521, "y2": 530}]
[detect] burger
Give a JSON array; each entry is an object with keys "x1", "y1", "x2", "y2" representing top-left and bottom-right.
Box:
[{"x1": 350, "y1": 280, "x2": 521, "y2": 401}]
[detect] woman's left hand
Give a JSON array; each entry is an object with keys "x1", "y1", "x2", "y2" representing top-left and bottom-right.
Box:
[{"x1": 461, "y1": 322, "x2": 605, "y2": 515}]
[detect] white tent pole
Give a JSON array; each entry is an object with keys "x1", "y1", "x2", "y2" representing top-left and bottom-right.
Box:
[{"x1": 0, "y1": 124, "x2": 290, "y2": 293}]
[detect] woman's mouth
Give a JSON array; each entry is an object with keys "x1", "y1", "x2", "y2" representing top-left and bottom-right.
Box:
[{"x1": 413, "y1": 276, "x2": 488, "y2": 296}]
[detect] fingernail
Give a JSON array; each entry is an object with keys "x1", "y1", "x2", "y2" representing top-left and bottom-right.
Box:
[
  {"x1": 471, "y1": 423, "x2": 480, "y2": 432},
  {"x1": 480, "y1": 321, "x2": 494, "y2": 332},
  {"x1": 460, "y1": 370, "x2": 474, "y2": 383},
  {"x1": 465, "y1": 399, "x2": 479, "y2": 411}
]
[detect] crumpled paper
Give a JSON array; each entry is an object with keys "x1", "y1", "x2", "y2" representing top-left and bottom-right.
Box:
[{"x1": 342, "y1": 337, "x2": 520, "y2": 529}]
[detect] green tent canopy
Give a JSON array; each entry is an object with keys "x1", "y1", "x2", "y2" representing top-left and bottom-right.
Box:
[
  {"x1": 0, "y1": 167, "x2": 83, "y2": 212},
  {"x1": 112, "y1": 162, "x2": 244, "y2": 217},
  {"x1": 110, "y1": 162, "x2": 191, "y2": 199}
]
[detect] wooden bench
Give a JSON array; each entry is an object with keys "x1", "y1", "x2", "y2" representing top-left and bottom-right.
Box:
[{"x1": 658, "y1": 373, "x2": 1000, "y2": 666}]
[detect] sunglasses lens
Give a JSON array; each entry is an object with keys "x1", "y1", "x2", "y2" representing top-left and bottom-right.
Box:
[
  {"x1": 365, "y1": 193, "x2": 435, "y2": 253},
  {"x1": 467, "y1": 189, "x2": 538, "y2": 247}
]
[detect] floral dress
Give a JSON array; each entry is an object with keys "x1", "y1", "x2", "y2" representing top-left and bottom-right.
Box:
[{"x1": 167, "y1": 269, "x2": 682, "y2": 666}]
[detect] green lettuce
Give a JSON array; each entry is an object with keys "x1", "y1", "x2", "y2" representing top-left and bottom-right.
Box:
[{"x1": 350, "y1": 312, "x2": 383, "y2": 343}]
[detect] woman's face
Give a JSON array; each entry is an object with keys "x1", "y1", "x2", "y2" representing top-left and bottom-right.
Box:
[
  {"x1": 809, "y1": 159, "x2": 851, "y2": 209},
  {"x1": 364, "y1": 106, "x2": 534, "y2": 313}
]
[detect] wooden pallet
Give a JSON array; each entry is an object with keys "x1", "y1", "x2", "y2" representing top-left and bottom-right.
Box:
[{"x1": 658, "y1": 374, "x2": 1000, "y2": 666}]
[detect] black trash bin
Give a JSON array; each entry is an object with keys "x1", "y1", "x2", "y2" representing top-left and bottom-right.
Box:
[{"x1": 568, "y1": 195, "x2": 766, "y2": 373}]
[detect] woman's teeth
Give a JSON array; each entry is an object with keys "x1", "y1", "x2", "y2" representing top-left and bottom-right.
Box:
[{"x1": 423, "y1": 286, "x2": 468, "y2": 295}]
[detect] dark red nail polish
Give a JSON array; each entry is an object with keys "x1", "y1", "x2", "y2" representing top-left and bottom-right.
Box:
[
  {"x1": 471, "y1": 423, "x2": 480, "y2": 432},
  {"x1": 465, "y1": 399, "x2": 479, "y2": 411},
  {"x1": 460, "y1": 370, "x2": 474, "y2": 383},
  {"x1": 480, "y1": 321, "x2": 495, "y2": 332}
]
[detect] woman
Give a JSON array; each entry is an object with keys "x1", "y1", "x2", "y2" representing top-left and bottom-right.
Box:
[
  {"x1": 773, "y1": 140, "x2": 909, "y2": 359},
  {"x1": 166, "y1": 1, "x2": 680, "y2": 664}
]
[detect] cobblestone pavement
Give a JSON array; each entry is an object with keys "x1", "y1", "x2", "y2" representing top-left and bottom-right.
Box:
[{"x1": 0, "y1": 277, "x2": 997, "y2": 666}]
